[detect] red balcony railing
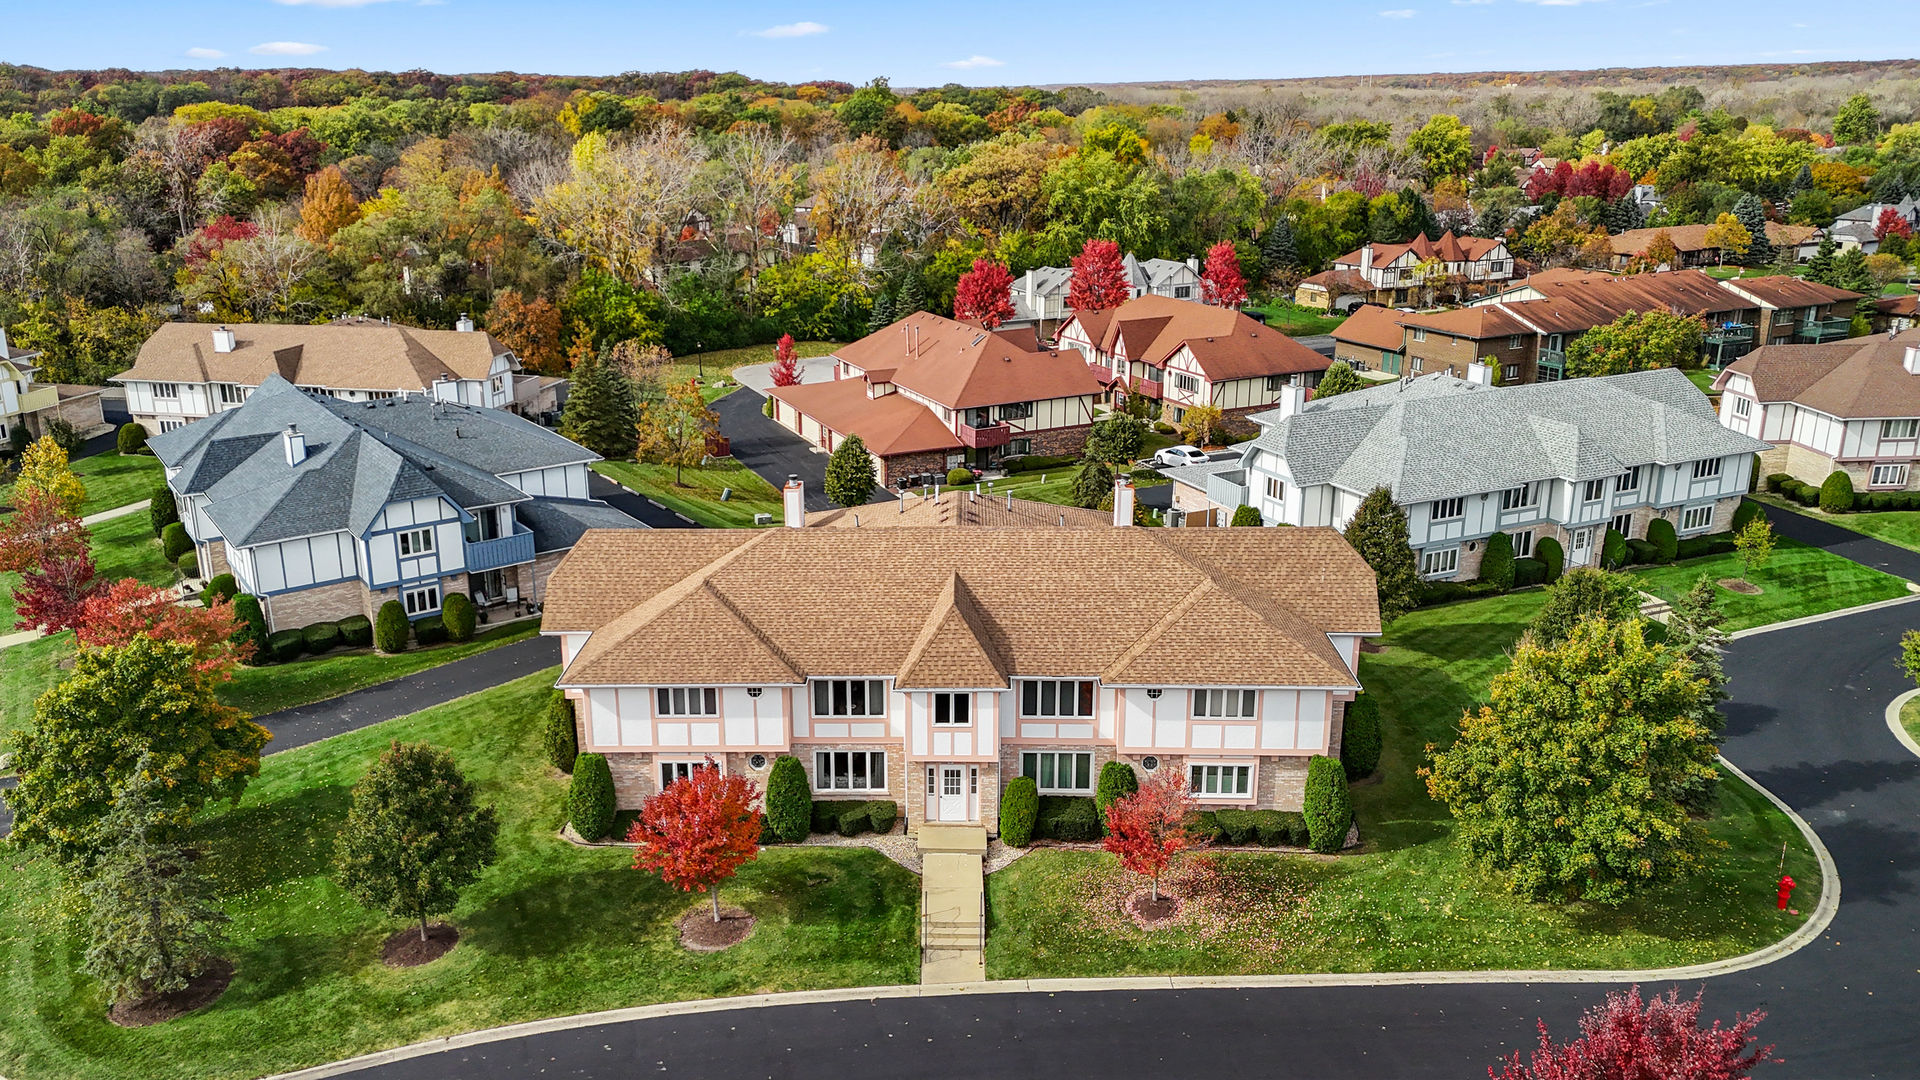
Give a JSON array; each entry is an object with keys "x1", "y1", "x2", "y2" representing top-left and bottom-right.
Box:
[{"x1": 957, "y1": 421, "x2": 1011, "y2": 449}]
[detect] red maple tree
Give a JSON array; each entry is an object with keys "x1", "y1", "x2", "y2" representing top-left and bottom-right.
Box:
[
  {"x1": 1875, "y1": 206, "x2": 1913, "y2": 241},
  {"x1": 1199, "y1": 241, "x2": 1248, "y2": 307},
  {"x1": 1068, "y1": 239, "x2": 1131, "y2": 312},
  {"x1": 184, "y1": 215, "x2": 260, "y2": 267},
  {"x1": 1102, "y1": 769, "x2": 1198, "y2": 901},
  {"x1": 769, "y1": 333, "x2": 803, "y2": 387},
  {"x1": 1491, "y1": 986, "x2": 1775, "y2": 1080},
  {"x1": 629, "y1": 757, "x2": 764, "y2": 921},
  {"x1": 953, "y1": 258, "x2": 1015, "y2": 328},
  {"x1": 0, "y1": 487, "x2": 100, "y2": 634},
  {"x1": 77, "y1": 578, "x2": 252, "y2": 674}
]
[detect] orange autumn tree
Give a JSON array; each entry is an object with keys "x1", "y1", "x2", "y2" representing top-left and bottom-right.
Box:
[
  {"x1": 1102, "y1": 769, "x2": 1199, "y2": 901},
  {"x1": 769, "y1": 333, "x2": 803, "y2": 387},
  {"x1": 629, "y1": 757, "x2": 764, "y2": 922},
  {"x1": 0, "y1": 486, "x2": 100, "y2": 633},
  {"x1": 953, "y1": 258, "x2": 1015, "y2": 328},
  {"x1": 77, "y1": 578, "x2": 252, "y2": 674},
  {"x1": 485, "y1": 290, "x2": 565, "y2": 374},
  {"x1": 1199, "y1": 240, "x2": 1248, "y2": 308}
]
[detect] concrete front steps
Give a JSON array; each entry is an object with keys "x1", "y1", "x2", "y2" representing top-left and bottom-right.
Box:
[{"x1": 916, "y1": 824, "x2": 987, "y2": 984}]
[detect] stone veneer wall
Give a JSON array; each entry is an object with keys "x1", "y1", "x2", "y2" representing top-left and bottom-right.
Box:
[{"x1": 263, "y1": 577, "x2": 368, "y2": 632}]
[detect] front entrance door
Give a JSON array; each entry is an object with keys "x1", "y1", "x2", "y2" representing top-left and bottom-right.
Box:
[
  {"x1": 1569, "y1": 527, "x2": 1594, "y2": 567},
  {"x1": 938, "y1": 766, "x2": 967, "y2": 822}
]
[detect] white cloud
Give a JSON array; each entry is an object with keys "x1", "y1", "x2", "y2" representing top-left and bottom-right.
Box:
[
  {"x1": 747, "y1": 21, "x2": 828, "y2": 38},
  {"x1": 1379, "y1": 7, "x2": 1416, "y2": 15},
  {"x1": 942, "y1": 55, "x2": 1006, "y2": 69},
  {"x1": 250, "y1": 41, "x2": 329, "y2": 55},
  {"x1": 185, "y1": 47, "x2": 226, "y2": 59},
  {"x1": 272, "y1": 0, "x2": 401, "y2": 6}
]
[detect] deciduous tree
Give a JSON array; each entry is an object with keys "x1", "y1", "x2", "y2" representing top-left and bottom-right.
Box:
[
  {"x1": 768, "y1": 333, "x2": 803, "y2": 387},
  {"x1": 1102, "y1": 769, "x2": 1197, "y2": 902},
  {"x1": 1406, "y1": 114, "x2": 1473, "y2": 180},
  {"x1": 485, "y1": 290, "x2": 564, "y2": 375},
  {"x1": 1313, "y1": 362, "x2": 1365, "y2": 398},
  {"x1": 1083, "y1": 413, "x2": 1146, "y2": 467},
  {"x1": 823, "y1": 433, "x2": 877, "y2": 508},
  {"x1": 1179, "y1": 402, "x2": 1223, "y2": 447},
  {"x1": 1199, "y1": 240, "x2": 1247, "y2": 308},
  {"x1": 1491, "y1": 986, "x2": 1774, "y2": 1080},
  {"x1": 334, "y1": 741, "x2": 500, "y2": 943},
  {"x1": 1733, "y1": 515, "x2": 1775, "y2": 584},
  {"x1": 1833, "y1": 92, "x2": 1881, "y2": 146},
  {"x1": 1703, "y1": 213, "x2": 1752, "y2": 267},
  {"x1": 628, "y1": 757, "x2": 764, "y2": 921},
  {"x1": 1642, "y1": 229, "x2": 1681, "y2": 272},
  {"x1": 14, "y1": 435, "x2": 87, "y2": 515},
  {"x1": 1564, "y1": 310, "x2": 1705, "y2": 378},
  {"x1": 77, "y1": 578, "x2": 251, "y2": 674},
  {"x1": 1525, "y1": 567, "x2": 1645, "y2": 648},
  {"x1": 1067, "y1": 238, "x2": 1130, "y2": 312},
  {"x1": 953, "y1": 258, "x2": 1014, "y2": 328},
  {"x1": 0, "y1": 486, "x2": 101, "y2": 634},
  {"x1": 1344, "y1": 486, "x2": 1419, "y2": 623},
  {"x1": 634, "y1": 378, "x2": 719, "y2": 486}
]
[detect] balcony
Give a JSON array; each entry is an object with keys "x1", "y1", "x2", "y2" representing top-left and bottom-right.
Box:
[
  {"x1": 1131, "y1": 375, "x2": 1164, "y2": 400},
  {"x1": 1704, "y1": 323, "x2": 1754, "y2": 346},
  {"x1": 957, "y1": 420, "x2": 1011, "y2": 450},
  {"x1": 1206, "y1": 468, "x2": 1249, "y2": 508},
  {"x1": 1797, "y1": 316, "x2": 1852, "y2": 343},
  {"x1": 1537, "y1": 348, "x2": 1566, "y2": 381},
  {"x1": 464, "y1": 523, "x2": 535, "y2": 572}
]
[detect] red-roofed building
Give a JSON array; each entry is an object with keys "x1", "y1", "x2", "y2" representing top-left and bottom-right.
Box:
[{"x1": 1296, "y1": 231, "x2": 1515, "y2": 311}]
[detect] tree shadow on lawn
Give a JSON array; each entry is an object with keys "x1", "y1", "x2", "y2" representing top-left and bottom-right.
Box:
[{"x1": 197, "y1": 783, "x2": 353, "y2": 894}]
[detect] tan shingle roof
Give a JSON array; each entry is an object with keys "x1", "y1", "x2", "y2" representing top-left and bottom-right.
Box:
[
  {"x1": 115, "y1": 321, "x2": 512, "y2": 391},
  {"x1": 808, "y1": 490, "x2": 1110, "y2": 528},
  {"x1": 547, "y1": 526, "x2": 1379, "y2": 689},
  {"x1": 1720, "y1": 329, "x2": 1920, "y2": 419},
  {"x1": 1608, "y1": 223, "x2": 1817, "y2": 258}
]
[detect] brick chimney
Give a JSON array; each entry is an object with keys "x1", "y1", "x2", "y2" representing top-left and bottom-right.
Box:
[{"x1": 783, "y1": 475, "x2": 806, "y2": 528}]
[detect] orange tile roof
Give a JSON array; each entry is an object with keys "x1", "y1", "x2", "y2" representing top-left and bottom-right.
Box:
[
  {"x1": 834, "y1": 311, "x2": 1102, "y2": 410},
  {"x1": 767, "y1": 377, "x2": 962, "y2": 457},
  {"x1": 1332, "y1": 304, "x2": 1409, "y2": 352},
  {"x1": 1091, "y1": 295, "x2": 1326, "y2": 380}
]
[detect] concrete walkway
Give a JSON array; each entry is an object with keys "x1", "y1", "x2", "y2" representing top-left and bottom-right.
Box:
[{"x1": 915, "y1": 824, "x2": 987, "y2": 984}]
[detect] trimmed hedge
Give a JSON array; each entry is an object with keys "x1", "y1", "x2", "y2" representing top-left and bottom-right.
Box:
[
  {"x1": 543, "y1": 691, "x2": 578, "y2": 773},
  {"x1": 1094, "y1": 760, "x2": 1138, "y2": 822},
  {"x1": 757, "y1": 755, "x2": 809, "y2": 842},
  {"x1": 568, "y1": 753, "x2": 617, "y2": 841},
  {"x1": 232, "y1": 594, "x2": 269, "y2": 662},
  {"x1": 1303, "y1": 755, "x2": 1353, "y2": 854},
  {"x1": 1004, "y1": 453, "x2": 1078, "y2": 474},
  {"x1": 374, "y1": 600, "x2": 409, "y2": 653},
  {"x1": 1512, "y1": 556, "x2": 1547, "y2": 588},
  {"x1": 1036, "y1": 795, "x2": 1100, "y2": 841},
  {"x1": 267, "y1": 628, "x2": 306, "y2": 663},
  {"x1": 1190, "y1": 810, "x2": 1222, "y2": 843},
  {"x1": 1821, "y1": 470, "x2": 1854, "y2": 513},
  {"x1": 810, "y1": 799, "x2": 899, "y2": 837},
  {"x1": 414, "y1": 615, "x2": 447, "y2": 646},
  {"x1": 1212, "y1": 808, "x2": 1258, "y2": 845},
  {"x1": 149, "y1": 485, "x2": 178, "y2": 537},
  {"x1": 442, "y1": 592, "x2": 477, "y2": 642},
  {"x1": 338, "y1": 615, "x2": 372, "y2": 647},
  {"x1": 116, "y1": 422, "x2": 148, "y2": 455},
  {"x1": 300, "y1": 621, "x2": 340, "y2": 654},
  {"x1": 176, "y1": 550, "x2": 200, "y2": 577},
  {"x1": 1676, "y1": 531, "x2": 1739, "y2": 560},
  {"x1": 1625, "y1": 537, "x2": 1659, "y2": 564},
  {"x1": 1766, "y1": 472, "x2": 1792, "y2": 493},
  {"x1": 1000, "y1": 776, "x2": 1040, "y2": 846},
  {"x1": 160, "y1": 522, "x2": 193, "y2": 562},
  {"x1": 1646, "y1": 517, "x2": 1678, "y2": 564},
  {"x1": 1731, "y1": 499, "x2": 1765, "y2": 533},
  {"x1": 202, "y1": 572, "x2": 238, "y2": 606},
  {"x1": 868, "y1": 801, "x2": 900, "y2": 833},
  {"x1": 1479, "y1": 531, "x2": 1515, "y2": 590},
  {"x1": 1536, "y1": 536, "x2": 1564, "y2": 582},
  {"x1": 1417, "y1": 579, "x2": 1504, "y2": 608},
  {"x1": 1194, "y1": 809, "x2": 1308, "y2": 847},
  {"x1": 1600, "y1": 527, "x2": 1628, "y2": 569},
  {"x1": 1341, "y1": 695, "x2": 1382, "y2": 780}
]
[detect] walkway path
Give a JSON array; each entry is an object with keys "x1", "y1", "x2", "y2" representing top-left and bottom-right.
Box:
[{"x1": 916, "y1": 824, "x2": 987, "y2": 984}]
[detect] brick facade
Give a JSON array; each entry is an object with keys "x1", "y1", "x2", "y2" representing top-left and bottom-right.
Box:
[
  {"x1": 1765, "y1": 440, "x2": 1920, "y2": 495},
  {"x1": 263, "y1": 577, "x2": 369, "y2": 632},
  {"x1": 1404, "y1": 331, "x2": 1536, "y2": 383},
  {"x1": 876, "y1": 448, "x2": 951, "y2": 488}
]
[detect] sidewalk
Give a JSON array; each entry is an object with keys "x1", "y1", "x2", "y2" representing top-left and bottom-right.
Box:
[{"x1": 916, "y1": 824, "x2": 987, "y2": 984}]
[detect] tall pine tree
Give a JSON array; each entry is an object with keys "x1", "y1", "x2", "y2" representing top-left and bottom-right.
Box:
[
  {"x1": 1731, "y1": 194, "x2": 1773, "y2": 266},
  {"x1": 1344, "y1": 486, "x2": 1420, "y2": 624},
  {"x1": 866, "y1": 290, "x2": 894, "y2": 334},
  {"x1": 559, "y1": 350, "x2": 639, "y2": 460},
  {"x1": 1260, "y1": 218, "x2": 1299, "y2": 276}
]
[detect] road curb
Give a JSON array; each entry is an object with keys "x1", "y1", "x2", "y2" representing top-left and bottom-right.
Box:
[
  {"x1": 1728, "y1": 591, "x2": 1920, "y2": 639},
  {"x1": 1884, "y1": 687, "x2": 1920, "y2": 761},
  {"x1": 263, "y1": 754, "x2": 1842, "y2": 1080}
]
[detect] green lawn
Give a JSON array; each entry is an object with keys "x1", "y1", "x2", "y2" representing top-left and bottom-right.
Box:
[
  {"x1": 71, "y1": 453, "x2": 165, "y2": 518},
  {"x1": 1901, "y1": 696, "x2": 1920, "y2": 746},
  {"x1": 594, "y1": 459, "x2": 786, "y2": 528},
  {"x1": 0, "y1": 671, "x2": 919, "y2": 1080},
  {"x1": 986, "y1": 590, "x2": 1822, "y2": 979},
  {"x1": 0, "y1": 631, "x2": 72, "y2": 729},
  {"x1": 1627, "y1": 537, "x2": 1912, "y2": 631},
  {"x1": 1685, "y1": 369, "x2": 1719, "y2": 394},
  {"x1": 0, "y1": 513, "x2": 176, "y2": 635},
  {"x1": 218, "y1": 620, "x2": 544, "y2": 717},
  {"x1": 1758, "y1": 494, "x2": 1920, "y2": 557},
  {"x1": 1246, "y1": 298, "x2": 1348, "y2": 337},
  {"x1": 661, "y1": 341, "x2": 842, "y2": 402}
]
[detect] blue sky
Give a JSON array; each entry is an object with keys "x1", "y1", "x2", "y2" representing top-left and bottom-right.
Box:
[{"x1": 1, "y1": 0, "x2": 1902, "y2": 88}]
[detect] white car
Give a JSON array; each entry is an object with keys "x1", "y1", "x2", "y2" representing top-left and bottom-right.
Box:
[{"x1": 1154, "y1": 445, "x2": 1210, "y2": 468}]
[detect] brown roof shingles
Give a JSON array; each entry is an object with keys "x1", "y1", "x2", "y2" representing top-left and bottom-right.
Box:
[
  {"x1": 834, "y1": 311, "x2": 1101, "y2": 410},
  {"x1": 115, "y1": 321, "x2": 512, "y2": 391},
  {"x1": 1332, "y1": 304, "x2": 1409, "y2": 352},
  {"x1": 1091, "y1": 295, "x2": 1326, "y2": 380},
  {"x1": 1720, "y1": 329, "x2": 1920, "y2": 419}
]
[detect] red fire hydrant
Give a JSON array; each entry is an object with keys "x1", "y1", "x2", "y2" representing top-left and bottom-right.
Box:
[{"x1": 1776, "y1": 874, "x2": 1796, "y2": 911}]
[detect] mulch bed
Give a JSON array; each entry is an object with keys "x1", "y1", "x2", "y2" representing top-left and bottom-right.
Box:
[
  {"x1": 1717, "y1": 578, "x2": 1763, "y2": 595},
  {"x1": 107, "y1": 957, "x2": 234, "y2": 1027},
  {"x1": 381, "y1": 923, "x2": 459, "y2": 967},
  {"x1": 678, "y1": 905, "x2": 756, "y2": 952},
  {"x1": 1124, "y1": 888, "x2": 1185, "y2": 931}
]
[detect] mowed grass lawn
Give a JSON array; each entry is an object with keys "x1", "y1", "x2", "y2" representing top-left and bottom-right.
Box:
[
  {"x1": 1246, "y1": 298, "x2": 1348, "y2": 337},
  {"x1": 594, "y1": 459, "x2": 785, "y2": 527},
  {"x1": 1902, "y1": 696, "x2": 1920, "y2": 747},
  {"x1": 0, "y1": 671, "x2": 919, "y2": 1080},
  {"x1": 986, "y1": 591, "x2": 1822, "y2": 979},
  {"x1": 218, "y1": 619, "x2": 544, "y2": 716},
  {"x1": 0, "y1": 451, "x2": 164, "y2": 520},
  {"x1": 1627, "y1": 536, "x2": 1912, "y2": 631},
  {"x1": 1759, "y1": 494, "x2": 1920, "y2": 557},
  {"x1": 660, "y1": 340, "x2": 842, "y2": 401}
]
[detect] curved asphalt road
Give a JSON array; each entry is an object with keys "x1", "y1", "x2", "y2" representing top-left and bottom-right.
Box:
[{"x1": 331, "y1": 548, "x2": 1920, "y2": 1078}]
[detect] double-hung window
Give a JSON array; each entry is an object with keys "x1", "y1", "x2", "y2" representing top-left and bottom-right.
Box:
[
  {"x1": 1411, "y1": 328, "x2": 1427, "y2": 343},
  {"x1": 1430, "y1": 497, "x2": 1465, "y2": 522},
  {"x1": 217, "y1": 383, "x2": 246, "y2": 405},
  {"x1": 1022, "y1": 751, "x2": 1093, "y2": 793},
  {"x1": 1019, "y1": 679, "x2": 1095, "y2": 718},
  {"x1": 1617, "y1": 466, "x2": 1641, "y2": 494},
  {"x1": 932, "y1": 692, "x2": 971, "y2": 725},
  {"x1": 656, "y1": 687, "x2": 719, "y2": 717},
  {"x1": 1192, "y1": 689, "x2": 1257, "y2": 718},
  {"x1": 1731, "y1": 396, "x2": 1753, "y2": 420},
  {"x1": 1507, "y1": 335, "x2": 1523, "y2": 350},
  {"x1": 1512, "y1": 530, "x2": 1534, "y2": 558},
  {"x1": 1872, "y1": 463, "x2": 1910, "y2": 488},
  {"x1": 152, "y1": 382, "x2": 179, "y2": 400},
  {"x1": 1609, "y1": 513, "x2": 1634, "y2": 538},
  {"x1": 1173, "y1": 373, "x2": 1200, "y2": 394},
  {"x1": 402, "y1": 584, "x2": 440, "y2": 615},
  {"x1": 816, "y1": 751, "x2": 887, "y2": 791},
  {"x1": 1499, "y1": 483, "x2": 1538, "y2": 511},
  {"x1": 1583, "y1": 478, "x2": 1606, "y2": 503},
  {"x1": 1265, "y1": 476, "x2": 1285, "y2": 501},
  {"x1": 1189, "y1": 763, "x2": 1252, "y2": 799},
  {"x1": 1691, "y1": 458, "x2": 1723, "y2": 481},
  {"x1": 1882, "y1": 419, "x2": 1919, "y2": 440},
  {"x1": 812, "y1": 679, "x2": 886, "y2": 718},
  {"x1": 398, "y1": 527, "x2": 435, "y2": 556},
  {"x1": 1681, "y1": 505, "x2": 1713, "y2": 532},
  {"x1": 1420, "y1": 547, "x2": 1460, "y2": 578},
  {"x1": 996, "y1": 402, "x2": 1032, "y2": 422}
]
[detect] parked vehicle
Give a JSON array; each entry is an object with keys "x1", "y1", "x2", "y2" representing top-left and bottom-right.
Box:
[{"x1": 1154, "y1": 445, "x2": 1210, "y2": 468}]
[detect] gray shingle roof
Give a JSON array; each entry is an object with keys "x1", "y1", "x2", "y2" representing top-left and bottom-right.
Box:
[
  {"x1": 1244, "y1": 368, "x2": 1768, "y2": 503},
  {"x1": 519, "y1": 498, "x2": 656, "y2": 553}
]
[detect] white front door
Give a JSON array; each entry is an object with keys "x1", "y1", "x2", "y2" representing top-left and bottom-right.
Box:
[
  {"x1": 938, "y1": 766, "x2": 967, "y2": 822},
  {"x1": 1569, "y1": 527, "x2": 1594, "y2": 567}
]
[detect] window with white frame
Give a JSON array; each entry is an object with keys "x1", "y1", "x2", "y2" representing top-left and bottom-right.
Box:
[
  {"x1": 1583, "y1": 478, "x2": 1606, "y2": 503},
  {"x1": 402, "y1": 584, "x2": 440, "y2": 615},
  {"x1": 1731, "y1": 396, "x2": 1753, "y2": 420},
  {"x1": 656, "y1": 687, "x2": 719, "y2": 716},
  {"x1": 1512, "y1": 530, "x2": 1534, "y2": 558},
  {"x1": 1503, "y1": 364, "x2": 1520, "y2": 383},
  {"x1": 1412, "y1": 357, "x2": 1425, "y2": 373},
  {"x1": 1174, "y1": 285, "x2": 1193, "y2": 299},
  {"x1": 1411, "y1": 328, "x2": 1427, "y2": 342},
  {"x1": 1872, "y1": 463, "x2": 1910, "y2": 488},
  {"x1": 1431, "y1": 496, "x2": 1465, "y2": 522},
  {"x1": 1189, "y1": 762, "x2": 1252, "y2": 799},
  {"x1": 1192, "y1": 688, "x2": 1257, "y2": 718},
  {"x1": 1883, "y1": 419, "x2": 1920, "y2": 440},
  {"x1": 932, "y1": 692, "x2": 971, "y2": 725},
  {"x1": 1691, "y1": 458, "x2": 1723, "y2": 480},
  {"x1": 1610, "y1": 513, "x2": 1634, "y2": 538},
  {"x1": 1022, "y1": 751, "x2": 1093, "y2": 793},
  {"x1": 658, "y1": 759, "x2": 716, "y2": 789},
  {"x1": 1499, "y1": 483, "x2": 1539, "y2": 511},
  {"x1": 997, "y1": 402, "x2": 1032, "y2": 421},
  {"x1": 217, "y1": 382, "x2": 246, "y2": 404},
  {"x1": 1172, "y1": 373, "x2": 1200, "y2": 394},
  {"x1": 1019, "y1": 679, "x2": 1095, "y2": 718},
  {"x1": 1420, "y1": 547, "x2": 1460, "y2": 577},
  {"x1": 156, "y1": 419, "x2": 185, "y2": 433},
  {"x1": 1006, "y1": 437, "x2": 1031, "y2": 456},
  {"x1": 1617, "y1": 466, "x2": 1641, "y2": 493},
  {"x1": 1507, "y1": 335, "x2": 1523, "y2": 350},
  {"x1": 816, "y1": 750, "x2": 886, "y2": 791},
  {"x1": 151, "y1": 382, "x2": 179, "y2": 399},
  {"x1": 398, "y1": 527, "x2": 435, "y2": 556},
  {"x1": 812, "y1": 679, "x2": 887, "y2": 717},
  {"x1": 1265, "y1": 476, "x2": 1285, "y2": 501},
  {"x1": 1680, "y1": 505, "x2": 1713, "y2": 532}
]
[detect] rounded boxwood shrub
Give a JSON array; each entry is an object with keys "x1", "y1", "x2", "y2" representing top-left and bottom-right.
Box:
[
  {"x1": 1230, "y1": 504, "x2": 1262, "y2": 527},
  {"x1": 764, "y1": 755, "x2": 812, "y2": 842},
  {"x1": 1038, "y1": 796, "x2": 1100, "y2": 841},
  {"x1": 1093, "y1": 760, "x2": 1138, "y2": 822},
  {"x1": 231, "y1": 594, "x2": 269, "y2": 662},
  {"x1": 1341, "y1": 695, "x2": 1383, "y2": 780},
  {"x1": 1794, "y1": 482, "x2": 1820, "y2": 507},
  {"x1": 1213, "y1": 808, "x2": 1255, "y2": 845},
  {"x1": 1646, "y1": 517, "x2": 1678, "y2": 564},
  {"x1": 414, "y1": 614, "x2": 448, "y2": 646},
  {"x1": 267, "y1": 628, "x2": 306, "y2": 663},
  {"x1": 1303, "y1": 755, "x2": 1353, "y2": 854},
  {"x1": 175, "y1": 550, "x2": 199, "y2": 577},
  {"x1": 1766, "y1": 472, "x2": 1792, "y2": 493},
  {"x1": 202, "y1": 572, "x2": 238, "y2": 606},
  {"x1": 337, "y1": 614, "x2": 373, "y2": 647},
  {"x1": 1625, "y1": 538, "x2": 1659, "y2": 564},
  {"x1": 1600, "y1": 527, "x2": 1628, "y2": 569},
  {"x1": 116, "y1": 422, "x2": 148, "y2": 455},
  {"x1": 1535, "y1": 536, "x2": 1564, "y2": 583},
  {"x1": 1731, "y1": 499, "x2": 1764, "y2": 533},
  {"x1": 568, "y1": 753, "x2": 617, "y2": 841},
  {"x1": 441, "y1": 592, "x2": 477, "y2": 642},
  {"x1": 374, "y1": 599, "x2": 410, "y2": 653},
  {"x1": 868, "y1": 800, "x2": 900, "y2": 833},
  {"x1": 999, "y1": 775, "x2": 1039, "y2": 847},
  {"x1": 543, "y1": 690, "x2": 578, "y2": 773},
  {"x1": 1821, "y1": 469, "x2": 1854, "y2": 513},
  {"x1": 148, "y1": 484, "x2": 179, "y2": 537},
  {"x1": 1478, "y1": 531, "x2": 1515, "y2": 590},
  {"x1": 834, "y1": 803, "x2": 871, "y2": 836},
  {"x1": 160, "y1": 522, "x2": 192, "y2": 562},
  {"x1": 946, "y1": 466, "x2": 974, "y2": 487},
  {"x1": 1512, "y1": 556, "x2": 1546, "y2": 588},
  {"x1": 301, "y1": 621, "x2": 340, "y2": 654},
  {"x1": 1250, "y1": 810, "x2": 1288, "y2": 846}
]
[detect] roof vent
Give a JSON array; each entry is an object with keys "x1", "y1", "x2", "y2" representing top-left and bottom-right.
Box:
[
  {"x1": 212, "y1": 326, "x2": 236, "y2": 353},
  {"x1": 455, "y1": 313, "x2": 475, "y2": 332},
  {"x1": 282, "y1": 424, "x2": 307, "y2": 466},
  {"x1": 1905, "y1": 345, "x2": 1920, "y2": 376}
]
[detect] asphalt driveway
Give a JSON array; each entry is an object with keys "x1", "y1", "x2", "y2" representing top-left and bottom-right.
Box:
[{"x1": 712, "y1": 388, "x2": 838, "y2": 512}]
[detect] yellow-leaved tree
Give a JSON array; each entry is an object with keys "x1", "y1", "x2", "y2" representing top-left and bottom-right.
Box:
[{"x1": 16, "y1": 435, "x2": 87, "y2": 515}]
